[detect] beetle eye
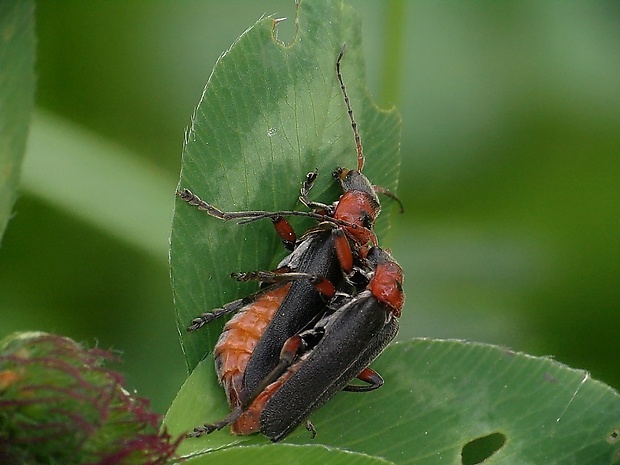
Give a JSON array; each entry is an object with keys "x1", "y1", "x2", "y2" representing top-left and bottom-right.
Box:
[{"x1": 362, "y1": 212, "x2": 373, "y2": 229}]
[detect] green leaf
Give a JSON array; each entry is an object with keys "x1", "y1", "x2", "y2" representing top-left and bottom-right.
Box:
[
  {"x1": 0, "y1": 0, "x2": 35, "y2": 243},
  {"x1": 163, "y1": 340, "x2": 620, "y2": 465},
  {"x1": 170, "y1": 0, "x2": 401, "y2": 371},
  {"x1": 22, "y1": 111, "x2": 175, "y2": 261},
  {"x1": 179, "y1": 444, "x2": 394, "y2": 465}
]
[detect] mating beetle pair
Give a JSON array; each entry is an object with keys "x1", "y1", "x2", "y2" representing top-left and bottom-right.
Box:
[{"x1": 177, "y1": 44, "x2": 404, "y2": 442}]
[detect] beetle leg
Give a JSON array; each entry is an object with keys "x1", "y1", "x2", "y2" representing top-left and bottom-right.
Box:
[
  {"x1": 299, "y1": 169, "x2": 333, "y2": 214},
  {"x1": 305, "y1": 420, "x2": 317, "y2": 439},
  {"x1": 232, "y1": 271, "x2": 336, "y2": 300},
  {"x1": 308, "y1": 275, "x2": 336, "y2": 300},
  {"x1": 188, "y1": 407, "x2": 246, "y2": 437},
  {"x1": 177, "y1": 188, "x2": 366, "y2": 233},
  {"x1": 187, "y1": 284, "x2": 283, "y2": 332},
  {"x1": 333, "y1": 228, "x2": 354, "y2": 273},
  {"x1": 342, "y1": 367, "x2": 384, "y2": 392},
  {"x1": 233, "y1": 270, "x2": 316, "y2": 283},
  {"x1": 271, "y1": 216, "x2": 296, "y2": 250}
]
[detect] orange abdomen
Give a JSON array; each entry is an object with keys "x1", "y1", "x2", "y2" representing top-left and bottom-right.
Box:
[{"x1": 213, "y1": 283, "x2": 292, "y2": 413}]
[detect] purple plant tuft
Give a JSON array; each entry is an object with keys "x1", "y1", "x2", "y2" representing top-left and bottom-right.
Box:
[{"x1": 0, "y1": 332, "x2": 183, "y2": 465}]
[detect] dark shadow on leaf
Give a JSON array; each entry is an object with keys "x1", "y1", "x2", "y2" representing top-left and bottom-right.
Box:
[{"x1": 461, "y1": 432, "x2": 507, "y2": 465}]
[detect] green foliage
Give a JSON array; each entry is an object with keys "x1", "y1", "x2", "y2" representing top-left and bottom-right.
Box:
[
  {"x1": 180, "y1": 444, "x2": 391, "y2": 465},
  {"x1": 0, "y1": 0, "x2": 35, "y2": 242},
  {"x1": 164, "y1": 340, "x2": 620, "y2": 464},
  {"x1": 23, "y1": 111, "x2": 175, "y2": 258}
]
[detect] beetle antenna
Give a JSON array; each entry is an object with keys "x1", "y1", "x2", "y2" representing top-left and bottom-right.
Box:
[
  {"x1": 373, "y1": 185, "x2": 405, "y2": 213},
  {"x1": 337, "y1": 43, "x2": 365, "y2": 172}
]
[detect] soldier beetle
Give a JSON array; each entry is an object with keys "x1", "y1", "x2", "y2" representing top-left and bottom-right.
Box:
[{"x1": 177, "y1": 44, "x2": 404, "y2": 440}]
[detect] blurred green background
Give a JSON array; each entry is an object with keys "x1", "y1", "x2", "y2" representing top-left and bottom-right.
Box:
[{"x1": 1, "y1": 1, "x2": 618, "y2": 414}]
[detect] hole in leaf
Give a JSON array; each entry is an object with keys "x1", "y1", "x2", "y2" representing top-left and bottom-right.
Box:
[
  {"x1": 608, "y1": 428, "x2": 619, "y2": 443},
  {"x1": 461, "y1": 432, "x2": 507, "y2": 465}
]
